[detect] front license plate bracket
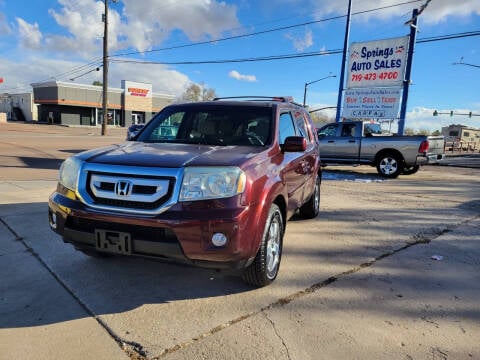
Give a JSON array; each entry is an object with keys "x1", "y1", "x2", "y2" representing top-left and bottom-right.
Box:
[{"x1": 95, "y1": 229, "x2": 132, "y2": 255}]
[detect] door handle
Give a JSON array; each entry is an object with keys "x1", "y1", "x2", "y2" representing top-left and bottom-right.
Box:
[
  {"x1": 348, "y1": 140, "x2": 356, "y2": 143},
  {"x1": 327, "y1": 140, "x2": 335, "y2": 143}
]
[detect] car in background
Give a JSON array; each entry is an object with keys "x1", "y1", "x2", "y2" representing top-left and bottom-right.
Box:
[
  {"x1": 126, "y1": 123, "x2": 145, "y2": 140},
  {"x1": 317, "y1": 121, "x2": 445, "y2": 178}
]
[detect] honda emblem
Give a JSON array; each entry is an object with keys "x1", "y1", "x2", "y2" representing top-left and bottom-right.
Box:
[{"x1": 115, "y1": 180, "x2": 133, "y2": 196}]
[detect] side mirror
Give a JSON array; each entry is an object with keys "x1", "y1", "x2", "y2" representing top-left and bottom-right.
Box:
[{"x1": 282, "y1": 136, "x2": 307, "y2": 152}]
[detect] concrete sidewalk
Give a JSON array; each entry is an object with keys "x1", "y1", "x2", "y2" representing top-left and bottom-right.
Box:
[
  {"x1": 0, "y1": 215, "x2": 129, "y2": 360},
  {"x1": 164, "y1": 217, "x2": 480, "y2": 359}
]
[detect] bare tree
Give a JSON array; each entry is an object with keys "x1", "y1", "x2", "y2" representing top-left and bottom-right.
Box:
[
  {"x1": 179, "y1": 83, "x2": 217, "y2": 102},
  {"x1": 310, "y1": 111, "x2": 333, "y2": 127}
]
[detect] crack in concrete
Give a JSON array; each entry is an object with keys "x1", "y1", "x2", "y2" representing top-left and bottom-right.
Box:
[
  {"x1": 0, "y1": 216, "x2": 143, "y2": 360},
  {"x1": 150, "y1": 215, "x2": 479, "y2": 359},
  {"x1": 0, "y1": 217, "x2": 23, "y2": 241},
  {"x1": 263, "y1": 312, "x2": 292, "y2": 360},
  {"x1": 3, "y1": 214, "x2": 478, "y2": 360}
]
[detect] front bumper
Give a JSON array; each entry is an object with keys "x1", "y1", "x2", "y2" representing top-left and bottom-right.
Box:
[{"x1": 48, "y1": 190, "x2": 260, "y2": 270}]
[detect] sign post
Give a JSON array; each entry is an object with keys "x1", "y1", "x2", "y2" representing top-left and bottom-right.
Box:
[{"x1": 398, "y1": 9, "x2": 418, "y2": 135}]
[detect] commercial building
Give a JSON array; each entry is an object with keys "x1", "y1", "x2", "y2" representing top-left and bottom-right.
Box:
[
  {"x1": 441, "y1": 124, "x2": 480, "y2": 151},
  {"x1": 31, "y1": 80, "x2": 175, "y2": 127},
  {"x1": 0, "y1": 92, "x2": 38, "y2": 122}
]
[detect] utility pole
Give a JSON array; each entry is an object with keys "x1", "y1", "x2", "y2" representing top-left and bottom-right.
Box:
[
  {"x1": 101, "y1": 0, "x2": 113, "y2": 136},
  {"x1": 398, "y1": 8, "x2": 418, "y2": 135},
  {"x1": 335, "y1": 0, "x2": 352, "y2": 122}
]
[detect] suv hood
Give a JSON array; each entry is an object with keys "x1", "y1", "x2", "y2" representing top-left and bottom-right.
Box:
[{"x1": 78, "y1": 141, "x2": 267, "y2": 168}]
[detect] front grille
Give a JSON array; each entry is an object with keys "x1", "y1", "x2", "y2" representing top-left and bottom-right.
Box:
[{"x1": 86, "y1": 172, "x2": 175, "y2": 211}]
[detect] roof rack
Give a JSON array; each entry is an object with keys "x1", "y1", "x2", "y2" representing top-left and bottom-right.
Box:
[{"x1": 213, "y1": 96, "x2": 296, "y2": 103}]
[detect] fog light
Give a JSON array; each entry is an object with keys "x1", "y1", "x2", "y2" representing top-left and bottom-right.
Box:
[
  {"x1": 211, "y1": 233, "x2": 227, "y2": 247},
  {"x1": 49, "y1": 211, "x2": 57, "y2": 230}
]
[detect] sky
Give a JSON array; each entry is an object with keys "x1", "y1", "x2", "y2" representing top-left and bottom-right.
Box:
[{"x1": 0, "y1": 0, "x2": 479, "y2": 132}]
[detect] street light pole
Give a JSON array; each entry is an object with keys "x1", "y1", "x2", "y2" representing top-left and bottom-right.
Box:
[
  {"x1": 453, "y1": 61, "x2": 480, "y2": 69},
  {"x1": 303, "y1": 74, "x2": 337, "y2": 107}
]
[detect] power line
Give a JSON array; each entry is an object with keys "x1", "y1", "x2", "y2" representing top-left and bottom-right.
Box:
[
  {"x1": 110, "y1": 30, "x2": 480, "y2": 66},
  {"x1": 110, "y1": 49, "x2": 344, "y2": 65},
  {"x1": 1, "y1": 0, "x2": 423, "y2": 92},
  {"x1": 0, "y1": 58, "x2": 103, "y2": 93},
  {"x1": 112, "y1": 0, "x2": 423, "y2": 57},
  {"x1": 416, "y1": 31, "x2": 480, "y2": 43},
  {"x1": 2, "y1": 1, "x2": 475, "y2": 92}
]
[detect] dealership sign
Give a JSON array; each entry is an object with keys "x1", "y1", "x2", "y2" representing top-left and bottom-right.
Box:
[
  {"x1": 342, "y1": 88, "x2": 402, "y2": 119},
  {"x1": 347, "y1": 36, "x2": 409, "y2": 89}
]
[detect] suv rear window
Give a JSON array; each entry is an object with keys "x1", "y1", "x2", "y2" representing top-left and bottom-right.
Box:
[{"x1": 138, "y1": 105, "x2": 272, "y2": 146}]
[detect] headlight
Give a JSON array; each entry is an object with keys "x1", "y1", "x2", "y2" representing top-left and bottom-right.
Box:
[
  {"x1": 179, "y1": 167, "x2": 246, "y2": 202},
  {"x1": 59, "y1": 157, "x2": 82, "y2": 191}
]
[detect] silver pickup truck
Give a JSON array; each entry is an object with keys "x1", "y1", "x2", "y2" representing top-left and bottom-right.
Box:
[{"x1": 317, "y1": 121, "x2": 445, "y2": 178}]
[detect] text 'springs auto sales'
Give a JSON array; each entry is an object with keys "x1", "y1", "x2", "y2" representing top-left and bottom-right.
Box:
[{"x1": 347, "y1": 36, "x2": 409, "y2": 89}]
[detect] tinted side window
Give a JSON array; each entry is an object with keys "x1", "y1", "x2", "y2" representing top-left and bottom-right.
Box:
[
  {"x1": 279, "y1": 112, "x2": 296, "y2": 144},
  {"x1": 340, "y1": 124, "x2": 355, "y2": 137},
  {"x1": 294, "y1": 111, "x2": 311, "y2": 143},
  {"x1": 318, "y1": 124, "x2": 338, "y2": 137}
]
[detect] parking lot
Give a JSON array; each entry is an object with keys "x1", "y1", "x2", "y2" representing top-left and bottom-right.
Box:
[{"x1": 1, "y1": 122, "x2": 479, "y2": 359}]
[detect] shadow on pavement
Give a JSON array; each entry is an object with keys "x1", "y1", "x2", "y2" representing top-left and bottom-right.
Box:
[{"x1": 0, "y1": 201, "x2": 253, "y2": 329}]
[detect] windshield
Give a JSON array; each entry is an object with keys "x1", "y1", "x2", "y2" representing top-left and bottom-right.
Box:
[
  {"x1": 363, "y1": 122, "x2": 382, "y2": 135},
  {"x1": 137, "y1": 105, "x2": 273, "y2": 146}
]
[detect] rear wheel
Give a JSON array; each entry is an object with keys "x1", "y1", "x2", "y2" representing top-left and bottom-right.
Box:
[
  {"x1": 242, "y1": 204, "x2": 284, "y2": 287},
  {"x1": 376, "y1": 153, "x2": 403, "y2": 178},
  {"x1": 402, "y1": 165, "x2": 420, "y2": 175},
  {"x1": 299, "y1": 173, "x2": 320, "y2": 219}
]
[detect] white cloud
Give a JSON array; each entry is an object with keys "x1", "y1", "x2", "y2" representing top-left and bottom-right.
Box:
[
  {"x1": 285, "y1": 28, "x2": 313, "y2": 51},
  {"x1": 46, "y1": 0, "x2": 104, "y2": 56},
  {"x1": 310, "y1": 0, "x2": 480, "y2": 24},
  {"x1": 405, "y1": 106, "x2": 480, "y2": 132},
  {"x1": 16, "y1": 18, "x2": 42, "y2": 49},
  {"x1": 305, "y1": 104, "x2": 480, "y2": 132},
  {"x1": 108, "y1": 61, "x2": 190, "y2": 96},
  {"x1": 14, "y1": 0, "x2": 240, "y2": 58},
  {"x1": 4, "y1": 0, "x2": 238, "y2": 95},
  {"x1": 0, "y1": 56, "x2": 189, "y2": 97},
  {"x1": 228, "y1": 70, "x2": 257, "y2": 82},
  {"x1": 118, "y1": 0, "x2": 240, "y2": 53}
]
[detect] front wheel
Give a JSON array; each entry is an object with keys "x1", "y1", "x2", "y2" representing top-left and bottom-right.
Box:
[
  {"x1": 376, "y1": 153, "x2": 403, "y2": 178},
  {"x1": 242, "y1": 204, "x2": 284, "y2": 287}
]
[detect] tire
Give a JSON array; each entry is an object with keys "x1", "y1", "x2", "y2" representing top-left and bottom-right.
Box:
[
  {"x1": 376, "y1": 153, "x2": 403, "y2": 178},
  {"x1": 402, "y1": 165, "x2": 420, "y2": 175},
  {"x1": 299, "y1": 173, "x2": 320, "y2": 219},
  {"x1": 242, "y1": 204, "x2": 284, "y2": 287}
]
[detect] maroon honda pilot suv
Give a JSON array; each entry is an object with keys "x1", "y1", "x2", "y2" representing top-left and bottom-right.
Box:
[{"x1": 48, "y1": 96, "x2": 321, "y2": 286}]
